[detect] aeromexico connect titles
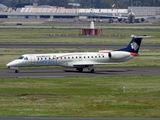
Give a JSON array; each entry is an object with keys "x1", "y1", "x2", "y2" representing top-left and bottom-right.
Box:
[{"x1": 6, "y1": 35, "x2": 151, "y2": 73}]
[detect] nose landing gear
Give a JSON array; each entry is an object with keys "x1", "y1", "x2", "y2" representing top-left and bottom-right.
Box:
[{"x1": 8, "y1": 67, "x2": 19, "y2": 73}]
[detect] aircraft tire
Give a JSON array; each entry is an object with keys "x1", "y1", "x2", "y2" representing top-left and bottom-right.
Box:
[
  {"x1": 15, "y1": 70, "x2": 19, "y2": 73},
  {"x1": 90, "y1": 69, "x2": 94, "y2": 73},
  {"x1": 77, "y1": 68, "x2": 83, "y2": 72}
]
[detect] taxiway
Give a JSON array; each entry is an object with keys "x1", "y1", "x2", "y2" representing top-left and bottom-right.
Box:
[{"x1": 1, "y1": 67, "x2": 160, "y2": 78}]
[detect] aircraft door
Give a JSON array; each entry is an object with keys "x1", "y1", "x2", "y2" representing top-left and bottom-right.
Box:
[{"x1": 30, "y1": 55, "x2": 35, "y2": 65}]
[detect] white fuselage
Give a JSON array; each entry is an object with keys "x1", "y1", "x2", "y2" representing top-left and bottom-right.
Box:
[{"x1": 6, "y1": 51, "x2": 135, "y2": 69}]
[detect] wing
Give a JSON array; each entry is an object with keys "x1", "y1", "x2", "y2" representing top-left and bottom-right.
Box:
[
  {"x1": 71, "y1": 61, "x2": 120, "y2": 68},
  {"x1": 135, "y1": 15, "x2": 156, "y2": 19}
]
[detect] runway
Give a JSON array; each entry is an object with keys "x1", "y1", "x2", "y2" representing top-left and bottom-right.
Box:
[{"x1": 1, "y1": 66, "x2": 160, "y2": 78}]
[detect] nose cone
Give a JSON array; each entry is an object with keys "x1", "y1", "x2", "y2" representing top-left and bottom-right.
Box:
[
  {"x1": 6, "y1": 61, "x2": 16, "y2": 67},
  {"x1": 6, "y1": 60, "x2": 22, "y2": 67},
  {"x1": 6, "y1": 62, "x2": 11, "y2": 67}
]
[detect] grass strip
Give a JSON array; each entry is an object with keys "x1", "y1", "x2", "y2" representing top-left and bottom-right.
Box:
[{"x1": 0, "y1": 76, "x2": 159, "y2": 117}]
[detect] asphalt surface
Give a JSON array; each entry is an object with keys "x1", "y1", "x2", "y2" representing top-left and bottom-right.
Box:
[
  {"x1": 1, "y1": 66, "x2": 160, "y2": 78},
  {"x1": 0, "y1": 43, "x2": 160, "y2": 49}
]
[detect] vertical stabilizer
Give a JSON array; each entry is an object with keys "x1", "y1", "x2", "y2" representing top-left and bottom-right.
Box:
[{"x1": 118, "y1": 35, "x2": 150, "y2": 53}]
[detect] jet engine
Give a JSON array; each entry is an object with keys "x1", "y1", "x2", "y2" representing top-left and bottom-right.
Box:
[
  {"x1": 118, "y1": 18, "x2": 123, "y2": 22},
  {"x1": 141, "y1": 18, "x2": 145, "y2": 22},
  {"x1": 108, "y1": 51, "x2": 130, "y2": 60}
]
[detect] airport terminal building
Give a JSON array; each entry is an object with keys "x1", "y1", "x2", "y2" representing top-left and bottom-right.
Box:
[{"x1": 0, "y1": 4, "x2": 159, "y2": 20}]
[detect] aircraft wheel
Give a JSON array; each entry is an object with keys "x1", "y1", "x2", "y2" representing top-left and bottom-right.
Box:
[
  {"x1": 15, "y1": 70, "x2": 19, "y2": 73},
  {"x1": 90, "y1": 69, "x2": 94, "y2": 73},
  {"x1": 77, "y1": 68, "x2": 83, "y2": 72}
]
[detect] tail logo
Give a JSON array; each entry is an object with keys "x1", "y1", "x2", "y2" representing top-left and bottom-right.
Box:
[{"x1": 130, "y1": 42, "x2": 139, "y2": 51}]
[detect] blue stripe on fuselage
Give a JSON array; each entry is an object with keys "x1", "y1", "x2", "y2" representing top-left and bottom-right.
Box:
[{"x1": 36, "y1": 59, "x2": 57, "y2": 65}]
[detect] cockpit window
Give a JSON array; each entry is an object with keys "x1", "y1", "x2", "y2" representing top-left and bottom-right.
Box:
[
  {"x1": 24, "y1": 57, "x2": 28, "y2": 60},
  {"x1": 18, "y1": 56, "x2": 28, "y2": 60},
  {"x1": 18, "y1": 56, "x2": 24, "y2": 59}
]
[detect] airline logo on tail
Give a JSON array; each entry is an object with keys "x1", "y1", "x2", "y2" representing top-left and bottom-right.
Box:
[{"x1": 130, "y1": 42, "x2": 139, "y2": 51}]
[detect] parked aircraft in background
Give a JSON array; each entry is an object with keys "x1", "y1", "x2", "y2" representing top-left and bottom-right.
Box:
[
  {"x1": 6, "y1": 35, "x2": 151, "y2": 73},
  {"x1": 115, "y1": 12, "x2": 156, "y2": 23},
  {"x1": 94, "y1": 12, "x2": 155, "y2": 23}
]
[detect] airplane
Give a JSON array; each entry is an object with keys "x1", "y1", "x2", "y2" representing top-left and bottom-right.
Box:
[
  {"x1": 114, "y1": 12, "x2": 156, "y2": 23},
  {"x1": 93, "y1": 11, "x2": 155, "y2": 23},
  {"x1": 114, "y1": 0, "x2": 156, "y2": 23},
  {"x1": 6, "y1": 35, "x2": 150, "y2": 73}
]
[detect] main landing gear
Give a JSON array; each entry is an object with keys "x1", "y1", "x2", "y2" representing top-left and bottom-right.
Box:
[
  {"x1": 90, "y1": 69, "x2": 94, "y2": 73},
  {"x1": 15, "y1": 69, "x2": 19, "y2": 73},
  {"x1": 76, "y1": 67, "x2": 95, "y2": 73},
  {"x1": 76, "y1": 68, "x2": 83, "y2": 72},
  {"x1": 88, "y1": 66, "x2": 94, "y2": 73}
]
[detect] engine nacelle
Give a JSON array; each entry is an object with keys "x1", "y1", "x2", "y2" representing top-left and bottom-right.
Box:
[
  {"x1": 108, "y1": 51, "x2": 130, "y2": 60},
  {"x1": 141, "y1": 18, "x2": 145, "y2": 22},
  {"x1": 118, "y1": 18, "x2": 122, "y2": 22}
]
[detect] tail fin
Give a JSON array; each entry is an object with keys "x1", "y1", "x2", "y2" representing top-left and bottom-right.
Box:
[{"x1": 118, "y1": 35, "x2": 150, "y2": 53}]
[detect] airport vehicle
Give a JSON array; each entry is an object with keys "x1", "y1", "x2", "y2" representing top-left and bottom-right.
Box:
[{"x1": 6, "y1": 35, "x2": 150, "y2": 73}]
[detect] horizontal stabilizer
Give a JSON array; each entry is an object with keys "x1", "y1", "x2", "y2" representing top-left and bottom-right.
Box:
[{"x1": 131, "y1": 35, "x2": 153, "y2": 38}]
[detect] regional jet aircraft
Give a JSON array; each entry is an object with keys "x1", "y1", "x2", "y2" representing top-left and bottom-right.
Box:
[{"x1": 6, "y1": 35, "x2": 150, "y2": 73}]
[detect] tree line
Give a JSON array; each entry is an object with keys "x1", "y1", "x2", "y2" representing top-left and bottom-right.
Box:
[{"x1": 0, "y1": 0, "x2": 159, "y2": 8}]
